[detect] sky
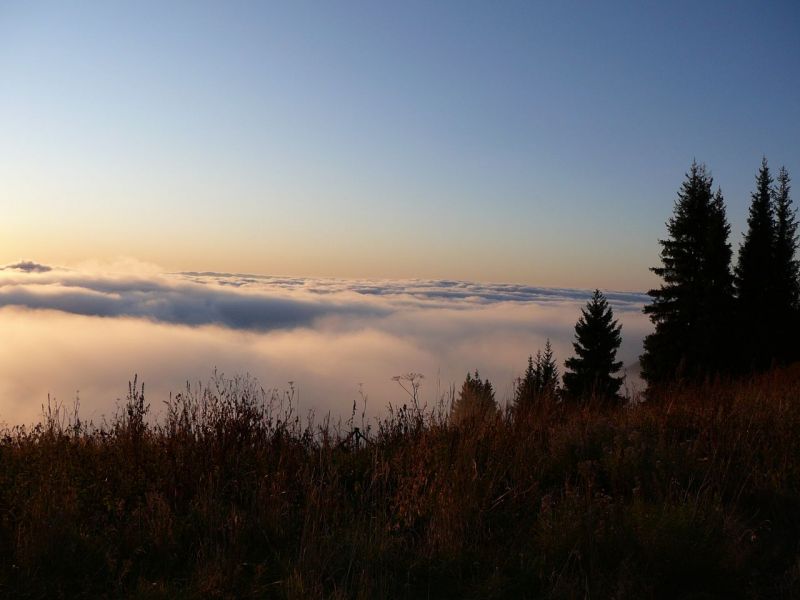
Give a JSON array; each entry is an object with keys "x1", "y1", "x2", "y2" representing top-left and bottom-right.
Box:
[
  {"x1": 0, "y1": 2, "x2": 798, "y2": 423},
  {"x1": 2, "y1": 1, "x2": 798, "y2": 289}
]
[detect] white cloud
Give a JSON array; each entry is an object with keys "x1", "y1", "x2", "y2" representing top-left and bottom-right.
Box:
[{"x1": 0, "y1": 264, "x2": 651, "y2": 426}]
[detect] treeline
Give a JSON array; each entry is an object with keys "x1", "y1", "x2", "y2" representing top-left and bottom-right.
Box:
[
  {"x1": 643, "y1": 158, "x2": 799, "y2": 382},
  {"x1": 451, "y1": 290, "x2": 625, "y2": 423},
  {"x1": 452, "y1": 157, "x2": 798, "y2": 419}
]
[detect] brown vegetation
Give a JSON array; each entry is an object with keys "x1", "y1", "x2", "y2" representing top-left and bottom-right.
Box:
[{"x1": 1, "y1": 368, "x2": 800, "y2": 598}]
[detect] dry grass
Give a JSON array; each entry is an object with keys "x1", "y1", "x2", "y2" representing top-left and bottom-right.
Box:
[{"x1": 1, "y1": 367, "x2": 800, "y2": 598}]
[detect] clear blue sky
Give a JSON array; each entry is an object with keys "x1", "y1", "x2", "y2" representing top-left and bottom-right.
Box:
[{"x1": 1, "y1": 1, "x2": 798, "y2": 290}]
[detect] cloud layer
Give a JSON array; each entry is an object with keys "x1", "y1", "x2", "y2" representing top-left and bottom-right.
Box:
[
  {"x1": 0, "y1": 262, "x2": 648, "y2": 326},
  {"x1": 0, "y1": 262, "x2": 651, "y2": 425},
  {"x1": 0, "y1": 265, "x2": 390, "y2": 330}
]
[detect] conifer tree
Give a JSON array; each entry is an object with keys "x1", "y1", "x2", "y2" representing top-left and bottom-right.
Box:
[
  {"x1": 536, "y1": 339, "x2": 559, "y2": 396},
  {"x1": 772, "y1": 166, "x2": 800, "y2": 362},
  {"x1": 563, "y1": 290, "x2": 623, "y2": 401},
  {"x1": 736, "y1": 158, "x2": 777, "y2": 369},
  {"x1": 451, "y1": 371, "x2": 497, "y2": 424},
  {"x1": 703, "y1": 187, "x2": 737, "y2": 367},
  {"x1": 513, "y1": 355, "x2": 537, "y2": 410},
  {"x1": 514, "y1": 339, "x2": 559, "y2": 412},
  {"x1": 641, "y1": 161, "x2": 735, "y2": 383}
]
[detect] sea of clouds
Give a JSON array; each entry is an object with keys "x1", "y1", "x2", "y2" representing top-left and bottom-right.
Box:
[{"x1": 0, "y1": 261, "x2": 651, "y2": 425}]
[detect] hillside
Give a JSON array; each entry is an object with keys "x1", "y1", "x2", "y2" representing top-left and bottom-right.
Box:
[{"x1": 1, "y1": 368, "x2": 800, "y2": 598}]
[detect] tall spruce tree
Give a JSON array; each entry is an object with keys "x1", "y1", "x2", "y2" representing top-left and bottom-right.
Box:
[
  {"x1": 736, "y1": 158, "x2": 777, "y2": 369},
  {"x1": 563, "y1": 290, "x2": 623, "y2": 401},
  {"x1": 704, "y1": 187, "x2": 737, "y2": 366},
  {"x1": 772, "y1": 166, "x2": 800, "y2": 362},
  {"x1": 641, "y1": 161, "x2": 735, "y2": 383}
]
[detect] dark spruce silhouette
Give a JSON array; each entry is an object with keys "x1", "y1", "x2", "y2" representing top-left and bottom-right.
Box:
[
  {"x1": 772, "y1": 166, "x2": 800, "y2": 363},
  {"x1": 736, "y1": 157, "x2": 779, "y2": 370},
  {"x1": 641, "y1": 161, "x2": 735, "y2": 384},
  {"x1": 736, "y1": 158, "x2": 800, "y2": 368},
  {"x1": 642, "y1": 158, "x2": 798, "y2": 383},
  {"x1": 562, "y1": 290, "x2": 624, "y2": 401}
]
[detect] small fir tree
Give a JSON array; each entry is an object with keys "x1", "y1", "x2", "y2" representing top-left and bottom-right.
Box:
[
  {"x1": 514, "y1": 339, "x2": 559, "y2": 412},
  {"x1": 451, "y1": 371, "x2": 497, "y2": 424},
  {"x1": 563, "y1": 290, "x2": 623, "y2": 401},
  {"x1": 514, "y1": 355, "x2": 537, "y2": 410},
  {"x1": 536, "y1": 339, "x2": 559, "y2": 397}
]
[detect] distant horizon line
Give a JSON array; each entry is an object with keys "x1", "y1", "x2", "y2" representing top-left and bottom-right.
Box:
[
  {"x1": 1, "y1": 258, "x2": 650, "y2": 296},
  {"x1": 176, "y1": 270, "x2": 649, "y2": 297}
]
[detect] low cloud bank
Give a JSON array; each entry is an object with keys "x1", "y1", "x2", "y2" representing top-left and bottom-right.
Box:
[
  {"x1": 0, "y1": 263, "x2": 651, "y2": 425},
  {"x1": 180, "y1": 271, "x2": 649, "y2": 312},
  {"x1": 0, "y1": 267, "x2": 388, "y2": 331}
]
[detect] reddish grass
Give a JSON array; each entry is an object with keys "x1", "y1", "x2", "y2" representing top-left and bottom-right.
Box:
[{"x1": 1, "y1": 367, "x2": 800, "y2": 598}]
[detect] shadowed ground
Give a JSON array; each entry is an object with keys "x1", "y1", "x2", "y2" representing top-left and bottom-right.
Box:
[{"x1": 1, "y1": 368, "x2": 799, "y2": 599}]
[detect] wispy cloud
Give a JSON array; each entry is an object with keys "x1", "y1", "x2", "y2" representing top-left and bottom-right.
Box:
[{"x1": 2, "y1": 260, "x2": 52, "y2": 273}]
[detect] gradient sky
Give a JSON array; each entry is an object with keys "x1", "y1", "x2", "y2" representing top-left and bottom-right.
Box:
[{"x1": 2, "y1": 1, "x2": 799, "y2": 290}]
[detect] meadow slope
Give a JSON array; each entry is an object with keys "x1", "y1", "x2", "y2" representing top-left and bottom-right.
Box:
[{"x1": 1, "y1": 368, "x2": 800, "y2": 598}]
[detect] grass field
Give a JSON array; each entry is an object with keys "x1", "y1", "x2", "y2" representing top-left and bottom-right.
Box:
[{"x1": 1, "y1": 367, "x2": 800, "y2": 599}]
